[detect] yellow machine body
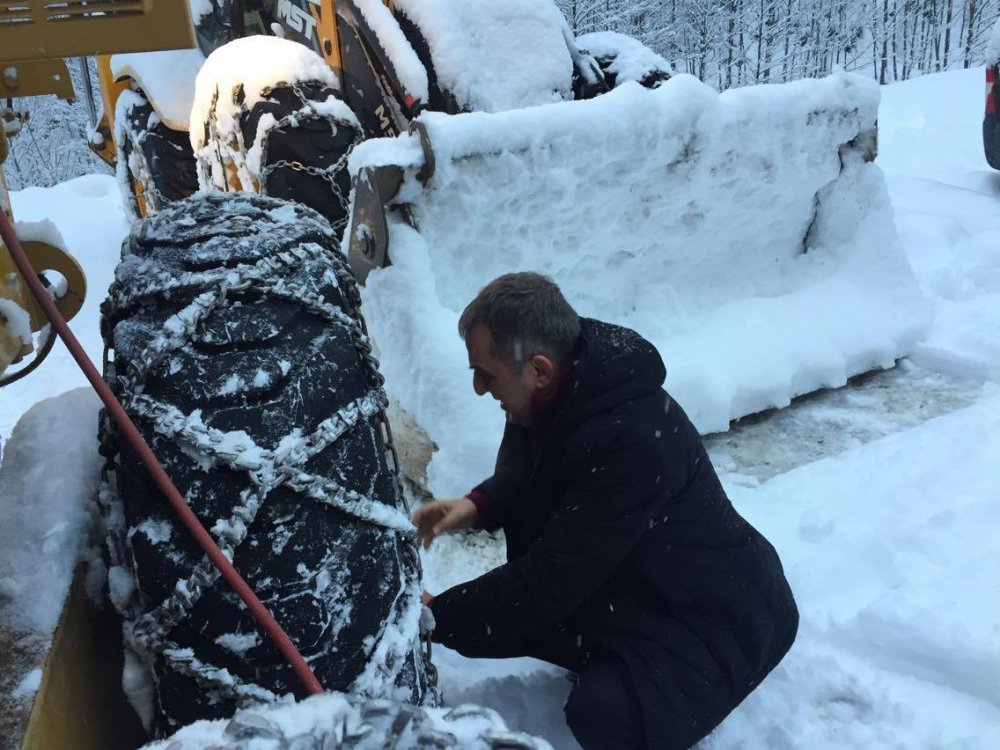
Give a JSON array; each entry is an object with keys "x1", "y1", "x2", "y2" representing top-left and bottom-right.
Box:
[
  {"x1": 0, "y1": 3, "x2": 200, "y2": 744},
  {"x1": 0, "y1": 0, "x2": 197, "y2": 381},
  {"x1": 16, "y1": 568, "x2": 147, "y2": 750}
]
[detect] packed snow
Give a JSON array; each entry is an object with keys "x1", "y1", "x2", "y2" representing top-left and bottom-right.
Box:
[
  {"x1": 393, "y1": 0, "x2": 575, "y2": 112},
  {"x1": 111, "y1": 49, "x2": 206, "y2": 131},
  {"x1": 1, "y1": 65, "x2": 998, "y2": 750},
  {"x1": 0, "y1": 388, "x2": 103, "y2": 635},
  {"x1": 0, "y1": 298, "x2": 30, "y2": 345},
  {"x1": 576, "y1": 30, "x2": 674, "y2": 85},
  {"x1": 353, "y1": 0, "x2": 430, "y2": 104},
  {"x1": 353, "y1": 71, "x2": 929, "y2": 492}
]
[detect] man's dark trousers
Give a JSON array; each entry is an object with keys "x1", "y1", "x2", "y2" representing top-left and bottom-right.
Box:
[{"x1": 466, "y1": 629, "x2": 646, "y2": 749}]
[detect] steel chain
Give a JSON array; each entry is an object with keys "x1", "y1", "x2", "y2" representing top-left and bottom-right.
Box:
[
  {"x1": 195, "y1": 79, "x2": 362, "y2": 237},
  {"x1": 99, "y1": 214, "x2": 426, "y2": 708}
]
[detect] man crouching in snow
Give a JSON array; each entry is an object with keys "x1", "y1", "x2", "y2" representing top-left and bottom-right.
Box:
[{"x1": 413, "y1": 272, "x2": 798, "y2": 749}]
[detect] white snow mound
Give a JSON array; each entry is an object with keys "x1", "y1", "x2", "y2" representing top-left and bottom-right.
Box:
[
  {"x1": 191, "y1": 35, "x2": 345, "y2": 151},
  {"x1": 112, "y1": 49, "x2": 206, "y2": 131},
  {"x1": 576, "y1": 30, "x2": 673, "y2": 85},
  {"x1": 393, "y1": 0, "x2": 574, "y2": 112},
  {"x1": 0, "y1": 388, "x2": 102, "y2": 636},
  {"x1": 352, "y1": 72, "x2": 930, "y2": 493}
]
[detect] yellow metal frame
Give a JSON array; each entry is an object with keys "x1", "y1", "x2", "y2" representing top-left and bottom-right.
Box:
[
  {"x1": 20, "y1": 567, "x2": 148, "y2": 750},
  {"x1": 320, "y1": 0, "x2": 343, "y2": 77},
  {"x1": 1, "y1": 125, "x2": 87, "y2": 381},
  {"x1": 0, "y1": 1, "x2": 196, "y2": 63},
  {"x1": 90, "y1": 54, "x2": 132, "y2": 166},
  {"x1": 0, "y1": 59, "x2": 75, "y2": 100}
]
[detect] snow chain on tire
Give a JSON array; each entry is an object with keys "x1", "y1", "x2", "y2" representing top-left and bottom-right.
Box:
[
  {"x1": 195, "y1": 79, "x2": 362, "y2": 237},
  {"x1": 151, "y1": 697, "x2": 550, "y2": 750},
  {"x1": 115, "y1": 89, "x2": 199, "y2": 221},
  {"x1": 98, "y1": 193, "x2": 434, "y2": 735}
]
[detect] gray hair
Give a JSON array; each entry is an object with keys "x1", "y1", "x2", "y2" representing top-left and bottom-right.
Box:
[{"x1": 458, "y1": 272, "x2": 581, "y2": 369}]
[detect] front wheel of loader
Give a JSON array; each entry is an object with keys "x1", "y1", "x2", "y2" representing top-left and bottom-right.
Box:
[
  {"x1": 114, "y1": 89, "x2": 198, "y2": 221},
  {"x1": 98, "y1": 192, "x2": 433, "y2": 736}
]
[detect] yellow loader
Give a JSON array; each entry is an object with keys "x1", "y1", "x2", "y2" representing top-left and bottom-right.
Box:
[{"x1": 0, "y1": 2, "x2": 928, "y2": 748}]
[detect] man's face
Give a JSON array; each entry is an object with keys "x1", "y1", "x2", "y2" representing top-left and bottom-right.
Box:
[{"x1": 466, "y1": 324, "x2": 538, "y2": 426}]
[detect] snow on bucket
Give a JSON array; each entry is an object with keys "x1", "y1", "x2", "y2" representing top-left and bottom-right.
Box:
[{"x1": 347, "y1": 72, "x2": 930, "y2": 489}]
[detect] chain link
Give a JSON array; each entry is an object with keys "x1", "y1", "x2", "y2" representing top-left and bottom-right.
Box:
[
  {"x1": 195, "y1": 80, "x2": 363, "y2": 237},
  {"x1": 99, "y1": 200, "x2": 430, "y2": 711}
]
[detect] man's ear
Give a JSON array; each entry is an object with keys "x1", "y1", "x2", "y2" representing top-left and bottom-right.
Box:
[{"x1": 529, "y1": 353, "x2": 557, "y2": 389}]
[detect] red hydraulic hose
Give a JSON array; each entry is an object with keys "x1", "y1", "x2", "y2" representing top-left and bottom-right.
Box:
[{"x1": 0, "y1": 211, "x2": 324, "y2": 697}]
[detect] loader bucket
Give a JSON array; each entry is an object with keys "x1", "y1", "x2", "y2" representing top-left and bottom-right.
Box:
[{"x1": 346, "y1": 72, "x2": 930, "y2": 437}]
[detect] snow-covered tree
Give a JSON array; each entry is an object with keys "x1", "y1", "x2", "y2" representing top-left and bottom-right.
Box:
[
  {"x1": 557, "y1": 0, "x2": 1000, "y2": 87},
  {"x1": 3, "y1": 58, "x2": 111, "y2": 191}
]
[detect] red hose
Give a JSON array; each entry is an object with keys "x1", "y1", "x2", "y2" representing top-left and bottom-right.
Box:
[{"x1": 0, "y1": 211, "x2": 324, "y2": 697}]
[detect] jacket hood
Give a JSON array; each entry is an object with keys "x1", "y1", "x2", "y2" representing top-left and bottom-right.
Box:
[{"x1": 551, "y1": 318, "x2": 666, "y2": 435}]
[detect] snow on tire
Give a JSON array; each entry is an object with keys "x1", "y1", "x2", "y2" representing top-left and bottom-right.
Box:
[
  {"x1": 115, "y1": 89, "x2": 199, "y2": 221},
  {"x1": 143, "y1": 693, "x2": 552, "y2": 750},
  {"x1": 192, "y1": 37, "x2": 363, "y2": 236},
  {"x1": 575, "y1": 32, "x2": 672, "y2": 90},
  {"x1": 98, "y1": 192, "x2": 433, "y2": 736}
]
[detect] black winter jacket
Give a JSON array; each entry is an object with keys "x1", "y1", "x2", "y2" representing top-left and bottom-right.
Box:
[{"x1": 431, "y1": 319, "x2": 798, "y2": 748}]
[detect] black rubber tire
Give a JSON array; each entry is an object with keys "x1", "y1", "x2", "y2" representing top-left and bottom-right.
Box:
[
  {"x1": 99, "y1": 192, "x2": 431, "y2": 735},
  {"x1": 196, "y1": 76, "x2": 362, "y2": 236},
  {"x1": 116, "y1": 91, "x2": 199, "y2": 221}
]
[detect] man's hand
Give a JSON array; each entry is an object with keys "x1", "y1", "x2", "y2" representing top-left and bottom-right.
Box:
[{"x1": 412, "y1": 497, "x2": 478, "y2": 549}]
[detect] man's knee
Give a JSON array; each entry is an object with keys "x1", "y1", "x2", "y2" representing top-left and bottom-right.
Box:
[{"x1": 564, "y1": 654, "x2": 645, "y2": 749}]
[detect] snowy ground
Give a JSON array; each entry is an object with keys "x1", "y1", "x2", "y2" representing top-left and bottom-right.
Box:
[{"x1": 1, "y1": 67, "x2": 999, "y2": 748}]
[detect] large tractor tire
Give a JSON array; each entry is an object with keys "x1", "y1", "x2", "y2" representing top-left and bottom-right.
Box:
[
  {"x1": 193, "y1": 38, "x2": 363, "y2": 236},
  {"x1": 99, "y1": 193, "x2": 432, "y2": 736},
  {"x1": 115, "y1": 89, "x2": 199, "y2": 221}
]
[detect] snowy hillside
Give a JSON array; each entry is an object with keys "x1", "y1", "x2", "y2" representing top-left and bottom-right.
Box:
[{"x1": 1, "y1": 67, "x2": 999, "y2": 749}]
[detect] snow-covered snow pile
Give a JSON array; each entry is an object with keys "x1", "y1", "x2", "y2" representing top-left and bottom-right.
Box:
[
  {"x1": 708, "y1": 390, "x2": 1000, "y2": 747},
  {"x1": 393, "y1": 0, "x2": 574, "y2": 112},
  {"x1": 576, "y1": 30, "x2": 673, "y2": 86},
  {"x1": 111, "y1": 48, "x2": 206, "y2": 131},
  {"x1": 0, "y1": 298, "x2": 31, "y2": 346},
  {"x1": 354, "y1": 71, "x2": 930, "y2": 490},
  {"x1": 878, "y1": 69, "x2": 1000, "y2": 381},
  {"x1": 142, "y1": 691, "x2": 552, "y2": 749},
  {"x1": 0, "y1": 388, "x2": 103, "y2": 637}
]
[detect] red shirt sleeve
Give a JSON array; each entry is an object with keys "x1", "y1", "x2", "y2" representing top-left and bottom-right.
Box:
[{"x1": 466, "y1": 487, "x2": 499, "y2": 531}]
